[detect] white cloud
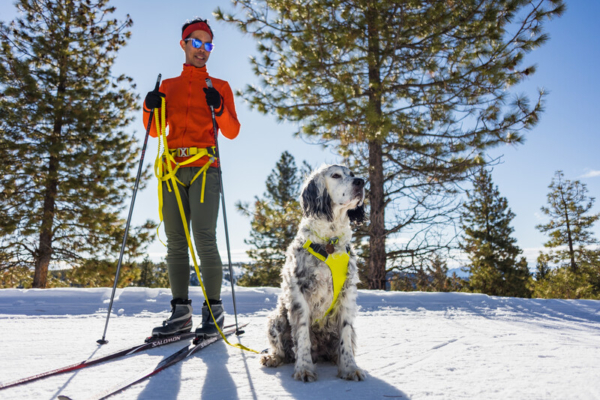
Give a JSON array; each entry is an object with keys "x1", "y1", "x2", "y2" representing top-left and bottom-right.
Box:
[{"x1": 580, "y1": 169, "x2": 600, "y2": 178}]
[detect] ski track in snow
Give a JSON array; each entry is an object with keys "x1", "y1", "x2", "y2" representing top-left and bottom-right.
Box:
[{"x1": 0, "y1": 287, "x2": 599, "y2": 400}]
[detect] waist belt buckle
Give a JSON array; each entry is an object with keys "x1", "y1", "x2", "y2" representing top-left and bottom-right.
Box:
[{"x1": 177, "y1": 148, "x2": 189, "y2": 157}]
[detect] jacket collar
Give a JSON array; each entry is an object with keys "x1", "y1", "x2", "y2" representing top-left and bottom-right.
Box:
[{"x1": 182, "y1": 64, "x2": 209, "y2": 78}]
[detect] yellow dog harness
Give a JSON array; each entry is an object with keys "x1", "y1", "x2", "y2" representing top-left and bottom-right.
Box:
[{"x1": 303, "y1": 238, "x2": 351, "y2": 322}]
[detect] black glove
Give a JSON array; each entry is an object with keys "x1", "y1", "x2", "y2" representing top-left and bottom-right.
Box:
[
  {"x1": 144, "y1": 89, "x2": 165, "y2": 110},
  {"x1": 203, "y1": 87, "x2": 222, "y2": 109}
]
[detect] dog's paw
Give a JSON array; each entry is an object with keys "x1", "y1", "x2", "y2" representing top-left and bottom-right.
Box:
[
  {"x1": 338, "y1": 367, "x2": 366, "y2": 381},
  {"x1": 260, "y1": 354, "x2": 283, "y2": 368},
  {"x1": 292, "y1": 366, "x2": 317, "y2": 382}
]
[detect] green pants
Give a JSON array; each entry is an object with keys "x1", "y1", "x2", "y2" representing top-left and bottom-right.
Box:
[{"x1": 162, "y1": 166, "x2": 222, "y2": 301}]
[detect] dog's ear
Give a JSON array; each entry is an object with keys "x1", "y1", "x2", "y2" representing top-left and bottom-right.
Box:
[
  {"x1": 301, "y1": 177, "x2": 333, "y2": 221},
  {"x1": 347, "y1": 203, "x2": 366, "y2": 225}
]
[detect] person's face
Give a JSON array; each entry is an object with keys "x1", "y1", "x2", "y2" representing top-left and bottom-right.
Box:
[{"x1": 180, "y1": 29, "x2": 212, "y2": 68}]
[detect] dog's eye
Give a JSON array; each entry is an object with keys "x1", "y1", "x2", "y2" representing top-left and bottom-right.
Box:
[{"x1": 331, "y1": 173, "x2": 342, "y2": 179}]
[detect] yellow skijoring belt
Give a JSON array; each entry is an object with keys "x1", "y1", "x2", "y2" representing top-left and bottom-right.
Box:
[
  {"x1": 153, "y1": 98, "x2": 258, "y2": 354},
  {"x1": 303, "y1": 238, "x2": 350, "y2": 322}
]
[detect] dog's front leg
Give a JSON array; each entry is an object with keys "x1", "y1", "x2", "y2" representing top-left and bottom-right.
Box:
[
  {"x1": 289, "y1": 289, "x2": 317, "y2": 382},
  {"x1": 337, "y1": 288, "x2": 365, "y2": 381}
]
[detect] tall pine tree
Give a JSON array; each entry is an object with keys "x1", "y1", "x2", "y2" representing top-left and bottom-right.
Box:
[
  {"x1": 236, "y1": 151, "x2": 309, "y2": 286},
  {"x1": 536, "y1": 171, "x2": 600, "y2": 273},
  {"x1": 0, "y1": 0, "x2": 154, "y2": 288},
  {"x1": 216, "y1": 0, "x2": 565, "y2": 289},
  {"x1": 460, "y1": 168, "x2": 530, "y2": 297}
]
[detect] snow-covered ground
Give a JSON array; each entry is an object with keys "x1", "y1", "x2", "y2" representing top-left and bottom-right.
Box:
[{"x1": 0, "y1": 287, "x2": 599, "y2": 400}]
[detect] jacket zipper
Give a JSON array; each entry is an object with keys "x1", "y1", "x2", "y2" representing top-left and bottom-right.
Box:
[{"x1": 182, "y1": 73, "x2": 193, "y2": 149}]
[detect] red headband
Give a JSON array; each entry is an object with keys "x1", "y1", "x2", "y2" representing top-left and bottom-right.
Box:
[{"x1": 182, "y1": 21, "x2": 213, "y2": 40}]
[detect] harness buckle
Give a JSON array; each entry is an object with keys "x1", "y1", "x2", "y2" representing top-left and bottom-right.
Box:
[{"x1": 177, "y1": 148, "x2": 189, "y2": 157}]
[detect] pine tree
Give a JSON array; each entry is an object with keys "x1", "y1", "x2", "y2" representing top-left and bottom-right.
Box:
[
  {"x1": 67, "y1": 258, "x2": 139, "y2": 288},
  {"x1": 135, "y1": 256, "x2": 169, "y2": 288},
  {"x1": 0, "y1": 0, "x2": 155, "y2": 288},
  {"x1": 216, "y1": 0, "x2": 565, "y2": 289},
  {"x1": 460, "y1": 168, "x2": 531, "y2": 297},
  {"x1": 535, "y1": 252, "x2": 551, "y2": 281},
  {"x1": 236, "y1": 151, "x2": 309, "y2": 287},
  {"x1": 426, "y1": 255, "x2": 451, "y2": 292},
  {"x1": 536, "y1": 171, "x2": 600, "y2": 273}
]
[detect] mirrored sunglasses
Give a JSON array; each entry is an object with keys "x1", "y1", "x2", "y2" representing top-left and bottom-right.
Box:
[{"x1": 184, "y1": 38, "x2": 214, "y2": 52}]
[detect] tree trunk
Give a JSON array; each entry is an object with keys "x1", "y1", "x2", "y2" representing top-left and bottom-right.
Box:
[
  {"x1": 32, "y1": 51, "x2": 66, "y2": 287},
  {"x1": 368, "y1": 141, "x2": 386, "y2": 289},
  {"x1": 564, "y1": 215, "x2": 577, "y2": 273},
  {"x1": 560, "y1": 190, "x2": 577, "y2": 273},
  {"x1": 32, "y1": 156, "x2": 59, "y2": 288},
  {"x1": 366, "y1": 5, "x2": 386, "y2": 290}
]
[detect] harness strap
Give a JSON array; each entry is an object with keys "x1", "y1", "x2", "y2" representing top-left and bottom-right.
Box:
[
  {"x1": 154, "y1": 143, "x2": 217, "y2": 243},
  {"x1": 153, "y1": 98, "x2": 258, "y2": 354},
  {"x1": 305, "y1": 241, "x2": 351, "y2": 261},
  {"x1": 303, "y1": 239, "x2": 350, "y2": 323},
  {"x1": 303, "y1": 240, "x2": 327, "y2": 262}
]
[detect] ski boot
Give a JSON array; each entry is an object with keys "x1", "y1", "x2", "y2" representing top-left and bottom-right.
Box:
[
  {"x1": 151, "y1": 298, "x2": 193, "y2": 337},
  {"x1": 195, "y1": 299, "x2": 224, "y2": 339}
]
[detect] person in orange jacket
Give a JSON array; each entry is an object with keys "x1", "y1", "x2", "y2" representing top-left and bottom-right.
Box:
[{"x1": 143, "y1": 18, "x2": 239, "y2": 339}]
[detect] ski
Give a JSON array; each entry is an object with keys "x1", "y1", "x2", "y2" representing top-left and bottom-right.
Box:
[
  {"x1": 0, "y1": 323, "x2": 236, "y2": 391},
  {"x1": 58, "y1": 323, "x2": 248, "y2": 400}
]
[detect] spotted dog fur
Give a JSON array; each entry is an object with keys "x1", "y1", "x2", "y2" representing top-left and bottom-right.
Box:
[{"x1": 260, "y1": 165, "x2": 366, "y2": 382}]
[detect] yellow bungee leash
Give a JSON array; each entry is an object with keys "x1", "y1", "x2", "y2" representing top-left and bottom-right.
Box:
[{"x1": 153, "y1": 98, "x2": 258, "y2": 354}]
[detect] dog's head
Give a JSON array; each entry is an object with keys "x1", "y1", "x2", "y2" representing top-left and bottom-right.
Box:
[{"x1": 300, "y1": 164, "x2": 366, "y2": 224}]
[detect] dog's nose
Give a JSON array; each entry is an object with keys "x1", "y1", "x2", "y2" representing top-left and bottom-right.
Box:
[{"x1": 353, "y1": 178, "x2": 365, "y2": 188}]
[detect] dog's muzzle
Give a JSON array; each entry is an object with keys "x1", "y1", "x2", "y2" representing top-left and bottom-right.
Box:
[
  {"x1": 353, "y1": 178, "x2": 365, "y2": 200},
  {"x1": 353, "y1": 178, "x2": 365, "y2": 188}
]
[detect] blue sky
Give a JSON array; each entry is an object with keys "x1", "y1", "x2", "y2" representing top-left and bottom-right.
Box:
[{"x1": 2, "y1": 0, "x2": 599, "y2": 267}]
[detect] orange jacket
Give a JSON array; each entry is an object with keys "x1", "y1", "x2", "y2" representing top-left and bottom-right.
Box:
[{"x1": 143, "y1": 64, "x2": 240, "y2": 168}]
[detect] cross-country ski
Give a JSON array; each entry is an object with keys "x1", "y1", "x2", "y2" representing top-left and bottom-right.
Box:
[
  {"x1": 57, "y1": 323, "x2": 248, "y2": 400},
  {"x1": 0, "y1": 323, "x2": 241, "y2": 392}
]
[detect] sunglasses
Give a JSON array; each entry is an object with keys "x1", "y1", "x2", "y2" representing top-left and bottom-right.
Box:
[{"x1": 184, "y1": 38, "x2": 214, "y2": 52}]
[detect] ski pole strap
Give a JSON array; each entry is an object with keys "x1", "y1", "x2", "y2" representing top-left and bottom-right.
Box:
[
  {"x1": 303, "y1": 239, "x2": 350, "y2": 323},
  {"x1": 153, "y1": 99, "x2": 258, "y2": 354}
]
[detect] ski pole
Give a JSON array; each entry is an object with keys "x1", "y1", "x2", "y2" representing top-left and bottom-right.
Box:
[
  {"x1": 205, "y1": 78, "x2": 244, "y2": 336},
  {"x1": 97, "y1": 74, "x2": 162, "y2": 345}
]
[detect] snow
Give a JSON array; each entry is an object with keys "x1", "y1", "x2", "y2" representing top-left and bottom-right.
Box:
[{"x1": 1, "y1": 287, "x2": 599, "y2": 399}]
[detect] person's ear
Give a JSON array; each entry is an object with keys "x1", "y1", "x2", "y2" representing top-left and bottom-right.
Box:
[{"x1": 180, "y1": 40, "x2": 186, "y2": 51}]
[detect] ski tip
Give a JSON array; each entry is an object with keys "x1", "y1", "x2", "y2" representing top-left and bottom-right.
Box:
[
  {"x1": 58, "y1": 395, "x2": 73, "y2": 400},
  {"x1": 96, "y1": 339, "x2": 109, "y2": 345}
]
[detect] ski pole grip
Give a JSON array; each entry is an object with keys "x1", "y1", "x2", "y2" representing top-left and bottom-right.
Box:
[
  {"x1": 154, "y1": 73, "x2": 162, "y2": 92},
  {"x1": 205, "y1": 78, "x2": 216, "y2": 114}
]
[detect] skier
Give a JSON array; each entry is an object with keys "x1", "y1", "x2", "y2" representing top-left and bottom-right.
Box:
[{"x1": 143, "y1": 18, "x2": 240, "y2": 338}]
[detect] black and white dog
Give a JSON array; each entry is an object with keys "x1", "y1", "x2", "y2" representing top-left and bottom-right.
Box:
[{"x1": 260, "y1": 164, "x2": 366, "y2": 382}]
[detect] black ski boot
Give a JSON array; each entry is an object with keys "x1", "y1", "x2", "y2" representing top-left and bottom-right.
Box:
[
  {"x1": 195, "y1": 299, "x2": 224, "y2": 339},
  {"x1": 152, "y1": 298, "x2": 193, "y2": 337}
]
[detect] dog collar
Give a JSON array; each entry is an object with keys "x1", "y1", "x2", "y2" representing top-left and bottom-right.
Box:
[
  {"x1": 308, "y1": 229, "x2": 345, "y2": 254},
  {"x1": 303, "y1": 239, "x2": 350, "y2": 322}
]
